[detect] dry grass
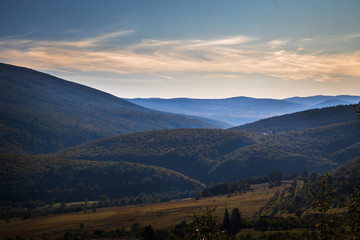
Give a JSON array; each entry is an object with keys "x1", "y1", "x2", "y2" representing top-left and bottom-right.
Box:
[{"x1": 0, "y1": 183, "x2": 280, "y2": 240}]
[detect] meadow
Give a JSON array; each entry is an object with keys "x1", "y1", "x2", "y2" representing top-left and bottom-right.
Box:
[{"x1": 0, "y1": 183, "x2": 280, "y2": 240}]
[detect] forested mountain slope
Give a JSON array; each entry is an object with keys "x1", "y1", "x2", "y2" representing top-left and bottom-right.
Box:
[
  {"x1": 52, "y1": 120, "x2": 360, "y2": 183},
  {"x1": 258, "y1": 157, "x2": 360, "y2": 216},
  {"x1": 0, "y1": 63, "x2": 216, "y2": 154},
  {"x1": 232, "y1": 105, "x2": 358, "y2": 133},
  {"x1": 0, "y1": 154, "x2": 204, "y2": 203},
  {"x1": 211, "y1": 121, "x2": 360, "y2": 182},
  {"x1": 51, "y1": 129, "x2": 263, "y2": 182}
]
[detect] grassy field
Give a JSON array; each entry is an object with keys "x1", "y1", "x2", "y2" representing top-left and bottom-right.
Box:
[{"x1": 0, "y1": 183, "x2": 281, "y2": 240}]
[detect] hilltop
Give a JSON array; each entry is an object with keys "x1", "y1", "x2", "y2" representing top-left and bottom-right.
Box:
[{"x1": 0, "y1": 63, "x2": 217, "y2": 154}]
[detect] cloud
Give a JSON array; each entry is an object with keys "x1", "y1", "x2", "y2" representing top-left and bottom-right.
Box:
[
  {"x1": 268, "y1": 40, "x2": 288, "y2": 49},
  {"x1": 158, "y1": 75, "x2": 175, "y2": 80},
  {"x1": 1, "y1": 31, "x2": 360, "y2": 83}
]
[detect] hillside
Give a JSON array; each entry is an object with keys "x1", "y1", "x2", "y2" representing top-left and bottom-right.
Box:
[
  {"x1": 52, "y1": 120, "x2": 360, "y2": 183},
  {"x1": 0, "y1": 63, "x2": 217, "y2": 154},
  {"x1": 257, "y1": 157, "x2": 360, "y2": 216},
  {"x1": 232, "y1": 104, "x2": 359, "y2": 133},
  {"x1": 51, "y1": 129, "x2": 263, "y2": 182},
  {"x1": 0, "y1": 154, "x2": 204, "y2": 203},
  {"x1": 210, "y1": 121, "x2": 360, "y2": 182}
]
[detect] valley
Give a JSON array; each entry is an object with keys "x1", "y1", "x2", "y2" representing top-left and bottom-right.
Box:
[
  {"x1": 0, "y1": 183, "x2": 280, "y2": 240},
  {"x1": 0, "y1": 63, "x2": 359, "y2": 239}
]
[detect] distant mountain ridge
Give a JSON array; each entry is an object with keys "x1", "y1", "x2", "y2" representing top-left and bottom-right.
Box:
[
  {"x1": 284, "y1": 95, "x2": 360, "y2": 106},
  {"x1": 126, "y1": 95, "x2": 360, "y2": 126},
  {"x1": 0, "y1": 63, "x2": 217, "y2": 154}
]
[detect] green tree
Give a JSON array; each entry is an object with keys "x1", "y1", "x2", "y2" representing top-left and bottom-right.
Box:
[
  {"x1": 142, "y1": 225, "x2": 157, "y2": 240},
  {"x1": 341, "y1": 159, "x2": 360, "y2": 239},
  {"x1": 222, "y1": 209, "x2": 231, "y2": 233},
  {"x1": 230, "y1": 208, "x2": 243, "y2": 234},
  {"x1": 183, "y1": 207, "x2": 230, "y2": 240},
  {"x1": 269, "y1": 169, "x2": 283, "y2": 186},
  {"x1": 308, "y1": 171, "x2": 336, "y2": 240},
  {"x1": 353, "y1": 102, "x2": 360, "y2": 123}
]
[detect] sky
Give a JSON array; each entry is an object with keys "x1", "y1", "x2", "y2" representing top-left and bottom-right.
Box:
[{"x1": 1, "y1": 0, "x2": 360, "y2": 99}]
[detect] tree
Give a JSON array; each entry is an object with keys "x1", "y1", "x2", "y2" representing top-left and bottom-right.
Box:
[
  {"x1": 269, "y1": 169, "x2": 283, "y2": 186},
  {"x1": 353, "y1": 102, "x2": 360, "y2": 124},
  {"x1": 222, "y1": 209, "x2": 231, "y2": 233},
  {"x1": 342, "y1": 158, "x2": 360, "y2": 239},
  {"x1": 183, "y1": 207, "x2": 230, "y2": 240},
  {"x1": 308, "y1": 171, "x2": 336, "y2": 240},
  {"x1": 142, "y1": 225, "x2": 156, "y2": 240},
  {"x1": 302, "y1": 169, "x2": 309, "y2": 183},
  {"x1": 230, "y1": 208, "x2": 243, "y2": 234}
]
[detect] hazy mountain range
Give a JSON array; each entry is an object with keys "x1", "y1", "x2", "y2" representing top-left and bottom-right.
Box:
[{"x1": 127, "y1": 95, "x2": 360, "y2": 126}]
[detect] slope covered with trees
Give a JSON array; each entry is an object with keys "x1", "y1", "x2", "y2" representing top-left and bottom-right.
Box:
[
  {"x1": 232, "y1": 104, "x2": 358, "y2": 133},
  {"x1": 0, "y1": 63, "x2": 217, "y2": 154},
  {"x1": 51, "y1": 129, "x2": 263, "y2": 182},
  {"x1": 257, "y1": 157, "x2": 359, "y2": 217},
  {"x1": 52, "y1": 120, "x2": 360, "y2": 183},
  {"x1": 212, "y1": 121, "x2": 360, "y2": 181},
  {"x1": 0, "y1": 154, "x2": 204, "y2": 204}
]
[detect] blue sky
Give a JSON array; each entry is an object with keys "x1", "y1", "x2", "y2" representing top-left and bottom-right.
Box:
[{"x1": 1, "y1": 0, "x2": 360, "y2": 98}]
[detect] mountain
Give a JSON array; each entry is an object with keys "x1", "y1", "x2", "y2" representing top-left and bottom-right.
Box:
[
  {"x1": 50, "y1": 129, "x2": 263, "y2": 183},
  {"x1": 0, "y1": 63, "x2": 217, "y2": 154},
  {"x1": 0, "y1": 154, "x2": 204, "y2": 203},
  {"x1": 284, "y1": 95, "x2": 360, "y2": 106},
  {"x1": 232, "y1": 105, "x2": 359, "y2": 133},
  {"x1": 51, "y1": 119, "x2": 360, "y2": 183},
  {"x1": 127, "y1": 95, "x2": 360, "y2": 126},
  {"x1": 126, "y1": 97, "x2": 308, "y2": 126},
  {"x1": 211, "y1": 120, "x2": 360, "y2": 182}
]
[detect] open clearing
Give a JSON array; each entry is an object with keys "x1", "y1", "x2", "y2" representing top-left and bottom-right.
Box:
[{"x1": 0, "y1": 183, "x2": 281, "y2": 239}]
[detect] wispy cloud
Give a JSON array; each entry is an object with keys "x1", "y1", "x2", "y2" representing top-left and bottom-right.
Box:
[
  {"x1": 268, "y1": 39, "x2": 288, "y2": 49},
  {"x1": 1, "y1": 31, "x2": 360, "y2": 82}
]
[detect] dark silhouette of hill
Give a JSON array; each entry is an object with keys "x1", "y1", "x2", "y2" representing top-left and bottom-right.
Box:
[
  {"x1": 232, "y1": 105, "x2": 358, "y2": 133},
  {"x1": 52, "y1": 120, "x2": 360, "y2": 183},
  {"x1": 0, "y1": 63, "x2": 216, "y2": 154},
  {"x1": 0, "y1": 154, "x2": 204, "y2": 203}
]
